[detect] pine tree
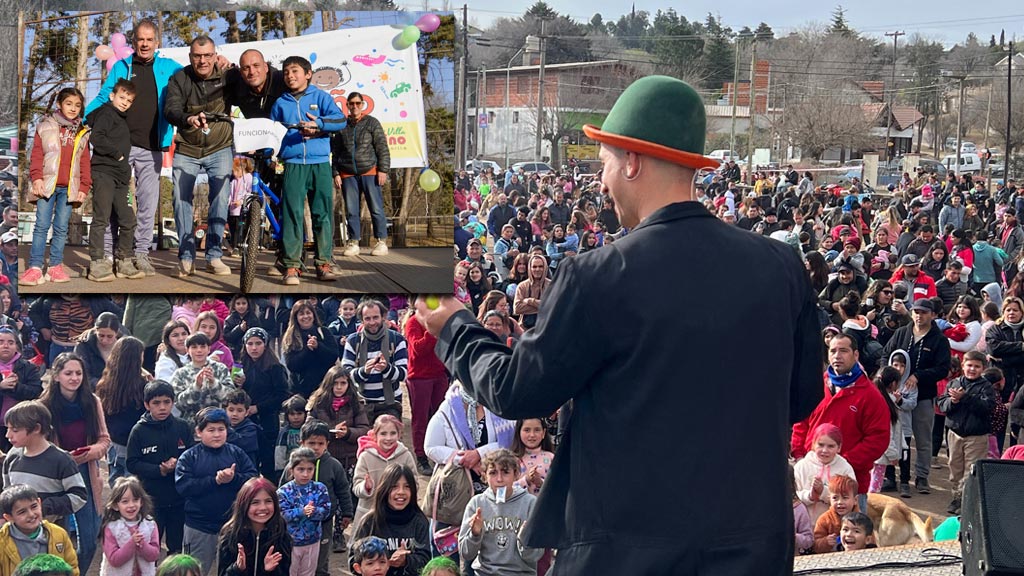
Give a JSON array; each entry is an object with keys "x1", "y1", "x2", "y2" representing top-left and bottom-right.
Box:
[
  {"x1": 829, "y1": 5, "x2": 853, "y2": 37},
  {"x1": 754, "y1": 22, "x2": 774, "y2": 40}
]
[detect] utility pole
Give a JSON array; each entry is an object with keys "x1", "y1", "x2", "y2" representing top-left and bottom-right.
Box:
[
  {"x1": 728, "y1": 36, "x2": 742, "y2": 160},
  {"x1": 1008, "y1": 40, "x2": 1014, "y2": 180},
  {"x1": 985, "y1": 83, "x2": 993, "y2": 191},
  {"x1": 481, "y1": 67, "x2": 488, "y2": 157},
  {"x1": 745, "y1": 39, "x2": 757, "y2": 183},
  {"x1": 474, "y1": 68, "x2": 481, "y2": 159},
  {"x1": 884, "y1": 30, "x2": 904, "y2": 164},
  {"x1": 535, "y1": 18, "x2": 548, "y2": 163},
  {"x1": 455, "y1": 4, "x2": 468, "y2": 169},
  {"x1": 955, "y1": 76, "x2": 965, "y2": 175}
]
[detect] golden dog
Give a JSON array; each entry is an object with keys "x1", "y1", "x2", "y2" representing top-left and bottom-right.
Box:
[{"x1": 864, "y1": 493, "x2": 934, "y2": 547}]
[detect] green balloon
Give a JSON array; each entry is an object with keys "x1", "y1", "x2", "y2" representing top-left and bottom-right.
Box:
[
  {"x1": 402, "y1": 25, "x2": 421, "y2": 46},
  {"x1": 419, "y1": 169, "x2": 441, "y2": 192}
]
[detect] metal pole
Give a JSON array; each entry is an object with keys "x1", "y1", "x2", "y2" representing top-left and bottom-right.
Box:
[
  {"x1": 746, "y1": 39, "x2": 757, "y2": 183},
  {"x1": 884, "y1": 31, "x2": 904, "y2": 163},
  {"x1": 1008, "y1": 41, "x2": 1014, "y2": 181},
  {"x1": 459, "y1": 4, "x2": 469, "y2": 169},
  {"x1": 955, "y1": 78, "x2": 964, "y2": 176},
  {"x1": 535, "y1": 18, "x2": 547, "y2": 163},
  {"x1": 505, "y1": 48, "x2": 523, "y2": 170},
  {"x1": 481, "y1": 67, "x2": 487, "y2": 157},
  {"x1": 475, "y1": 68, "x2": 481, "y2": 159},
  {"x1": 455, "y1": 56, "x2": 464, "y2": 170},
  {"x1": 729, "y1": 36, "x2": 741, "y2": 159},
  {"x1": 985, "y1": 85, "x2": 993, "y2": 191}
]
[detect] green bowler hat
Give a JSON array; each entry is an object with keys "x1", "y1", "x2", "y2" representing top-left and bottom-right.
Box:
[{"x1": 583, "y1": 75, "x2": 719, "y2": 170}]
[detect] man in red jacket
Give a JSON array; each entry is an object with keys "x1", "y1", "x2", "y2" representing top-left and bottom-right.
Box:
[{"x1": 792, "y1": 332, "x2": 891, "y2": 512}]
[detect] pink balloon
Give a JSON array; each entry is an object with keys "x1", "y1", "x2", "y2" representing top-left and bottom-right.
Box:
[
  {"x1": 111, "y1": 33, "x2": 127, "y2": 49},
  {"x1": 115, "y1": 45, "x2": 134, "y2": 60},
  {"x1": 105, "y1": 58, "x2": 116, "y2": 72},
  {"x1": 415, "y1": 13, "x2": 441, "y2": 34},
  {"x1": 95, "y1": 44, "x2": 113, "y2": 61}
]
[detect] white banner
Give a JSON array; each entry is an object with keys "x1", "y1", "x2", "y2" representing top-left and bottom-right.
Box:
[
  {"x1": 159, "y1": 26, "x2": 428, "y2": 168},
  {"x1": 231, "y1": 117, "x2": 288, "y2": 155}
]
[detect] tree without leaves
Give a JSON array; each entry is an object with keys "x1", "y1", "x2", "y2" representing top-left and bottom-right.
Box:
[{"x1": 783, "y1": 86, "x2": 877, "y2": 161}]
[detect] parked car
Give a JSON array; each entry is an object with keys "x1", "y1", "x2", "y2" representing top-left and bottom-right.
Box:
[
  {"x1": 465, "y1": 159, "x2": 503, "y2": 175},
  {"x1": 510, "y1": 161, "x2": 555, "y2": 175},
  {"x1": 941, "y1": 153, "x2": 983, "y2": 175},
  {"x1": 708, "y1": 149, "x2": 741, "y2": 163}
]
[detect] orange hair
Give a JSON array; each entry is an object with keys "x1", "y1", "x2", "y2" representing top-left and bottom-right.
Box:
[{"x1": 828, "y1": 474, "x2": 858, "y2": 499}]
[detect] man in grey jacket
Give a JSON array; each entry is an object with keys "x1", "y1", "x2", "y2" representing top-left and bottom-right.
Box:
[{"x1": 332, "y1": 91, "x2": 391, "y2": 257}]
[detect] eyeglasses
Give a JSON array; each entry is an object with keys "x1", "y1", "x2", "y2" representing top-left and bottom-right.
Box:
[
  {"x1": 347, "y1": 101, "x2": 363, "y2": 107},
  {"x1": 881, "y1": 290, "x2": 893, "y2": 295},
  {"x1": 189, "y1": 52, "x2": 216, "y2": 60}
]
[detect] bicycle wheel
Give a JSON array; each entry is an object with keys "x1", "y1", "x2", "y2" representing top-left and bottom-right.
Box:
[{"x1": 240, "y1": 198, "x2": 264, "y2": 293}]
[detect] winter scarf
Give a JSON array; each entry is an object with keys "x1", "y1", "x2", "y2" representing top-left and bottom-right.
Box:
[
  {"x1": 445, "y1": 384, "x2": 515, "y2": 450},
  {"x1": 826, "y1": 363, "x2": 864, "y2": 390},
  {"x1": 357, "y1": 429, "x2": 396, "y2": 459}
]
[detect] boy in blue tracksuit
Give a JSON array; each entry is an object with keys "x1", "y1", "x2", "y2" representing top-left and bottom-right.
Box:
[
  {"x1": 270, "y1": 55, "x2": 347, "y2": 286},
  {"x1": 175, "y1": 406, "x2": 258, "y2": 576}
]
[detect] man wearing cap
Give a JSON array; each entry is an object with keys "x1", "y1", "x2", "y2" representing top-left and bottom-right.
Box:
[
  {"x1": 820, "y1": 259, "x2": 867, "y2": 325},
  {"x1": 883, "y1": 298, "x2": 951, "y2": 495},
  {"x1": 0, "y1": 230, "x2": 17, "y2": 280},
  {"x1": 412, "y1": 75, "x2": 823, "y2": 574},
  {"x1": 891, "y1": 253, "x2": 938, "y2": 302},
  {"x1": 463, "y1": 237, "x2": 496, "y2": 277}
]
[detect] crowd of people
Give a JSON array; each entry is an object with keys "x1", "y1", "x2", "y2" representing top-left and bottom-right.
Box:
[
  {"x1": 21, "y1": 19, "x2": 394, "y2": 289},
  {"x1": 0, "y1": 290, "x2": 559, "y2": 576}
]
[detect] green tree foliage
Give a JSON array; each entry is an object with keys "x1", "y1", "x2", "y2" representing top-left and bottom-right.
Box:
[
  {"x1": 648, "y1": 9, "x2": 703, "y2": 80},
  {"x1": 607, "y1": 8, "x2": 649, "y2": 49},
  {"x1": 829, "y1": 5, "x2": 854, "y2": 38},
  {"x1": 702, "y1": 13, "x2": 734, "y2": 88},
  {"x1": 587, "y1": 14, "x2": 607, "y2": 35},
  {"x1": 237, "y1": 11, "x2": 314, "y2": 41}
]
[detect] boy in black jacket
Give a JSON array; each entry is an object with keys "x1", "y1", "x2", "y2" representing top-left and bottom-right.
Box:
[
  {"x1": 126, "y1": 380, "x2": 195, "y2": 554},
  {"x1": 85, "y1": 78, "x2": 144, "y2": 282},
  {"x1": 281, "y1": 419, "x2": 354, "y2": 576},
  {"x1": 225, "y1": 388, "x2": 261, "y2": 468},
  {"x1": 937, "y1": 350, "x2": 997, "y2": 515}
]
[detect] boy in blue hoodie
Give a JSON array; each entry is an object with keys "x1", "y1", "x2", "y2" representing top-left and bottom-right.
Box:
[
  {"x1": 175, "y1": 406, "x2": 257, "y2": 576},
  {"x1": 224, "y1": 388, "x2": 261, "y2": 468},
  {"x1": 269, "y1": 56, "x2": 347, "y2": 286}
]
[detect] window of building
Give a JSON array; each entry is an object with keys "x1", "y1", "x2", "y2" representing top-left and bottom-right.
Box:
[{"x1": 513, "y1": 111, "x2": 519, "y2": 123}]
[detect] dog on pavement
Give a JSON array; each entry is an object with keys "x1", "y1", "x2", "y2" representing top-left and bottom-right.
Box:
[{"x1": 865, "y1": 493, "x2": 934, "y2": 547}]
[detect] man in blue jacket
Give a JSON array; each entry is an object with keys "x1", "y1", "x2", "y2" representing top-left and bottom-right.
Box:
[
  {"x1": 270, "y1": 56, "x2": 347, "y2": 286},
  {"x1": 85, "y1": 19, "x2": 181, "y2": 277}
]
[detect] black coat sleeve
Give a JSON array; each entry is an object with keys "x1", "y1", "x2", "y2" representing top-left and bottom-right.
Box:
[
  {"x1": 163, "y1": 72, "x2": 191, "y2": 128},
  {"x1": 12, "y1": 360, "x2": 43, "y2": 401},
  {"x1": 791, "y1": 263, "x2": 825, "y2": 424}
]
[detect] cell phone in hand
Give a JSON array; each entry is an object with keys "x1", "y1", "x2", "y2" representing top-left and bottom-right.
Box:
[{"x1": 71, "y1": 447, "x2": 90, "y2": 456}]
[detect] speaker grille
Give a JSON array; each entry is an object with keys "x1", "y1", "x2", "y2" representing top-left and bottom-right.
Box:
[{"x1": 980, "y1": 463, "x2": 1024, "y2": 569}]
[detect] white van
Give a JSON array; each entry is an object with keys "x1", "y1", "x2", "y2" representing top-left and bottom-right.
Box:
[
  {"x1": 708, "y1": 149, "x2": 740, "y2": 162},
  {"x1": 941, "y1": 153, "x2": 982, "y2": 175}
]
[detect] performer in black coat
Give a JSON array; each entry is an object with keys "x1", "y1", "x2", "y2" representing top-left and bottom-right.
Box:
[{"x1": 413, "y1": 76, "x2": 823, "y2": 575}]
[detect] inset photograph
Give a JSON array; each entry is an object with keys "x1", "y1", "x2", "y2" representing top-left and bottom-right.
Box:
[{"x1": 15, "y1": 9, "x2": 454, "y2": 294}]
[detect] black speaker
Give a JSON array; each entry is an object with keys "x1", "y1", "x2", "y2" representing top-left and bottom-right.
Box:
[{"x1": 961, "y1": 459, "x2": 1024, "y2": 575}]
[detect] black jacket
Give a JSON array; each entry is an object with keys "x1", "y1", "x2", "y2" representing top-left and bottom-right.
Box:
[
  {"x1": 938, "y1": 376, "x2": 997, "y2": 436},
  {"x1": 435, "y1": 201, "x2": 823, "y2": 574},
  {"x1": 332, "y1": 114, "x2": 390, "y2": 176},
  {"x1": 163, "y1": 64, "x2": 232, "y2": 158},
  {"x1": 985, "y1": 321, "x2": 1024, "y2": 402},
  {"x1": 350, "y1": 510, "x2": 430, "y2": 576},
  {"x1": 238, "y1": 361, "x2": 289, "y2": 443},
  {"x1": 85, "y1": 102, "x2": 131, "y2": 180},
  {"x1": 218, "y1": 526, "x2": 292, "y2": 576},
  {"x1": 284, "y1": 326, "x2": 339, "y2": 398},
  {"x1": 224, "y1": 66, "x2": 287, "y2": 120},
  {"x1": 935, "y1": 278, "x2": 966, "y2": 314},
  {"x1": 0, "y1": 357, "x2": 43, "y2": 411},
  {"x1": 73, "y1": 330, "x2": 109, "y2": 387},
  {"x1": 125, "y1": 412, "x2": 195, "y2": 508},
  {"x1": 223, "y1": 310, "x2": 264, "y2": 359},
  {"x1": 882, "y1": 322, "x2": 952, "y2": 400}
]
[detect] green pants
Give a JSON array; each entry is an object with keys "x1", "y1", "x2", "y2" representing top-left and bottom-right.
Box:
[{"x1": 281, "y1": 162, "x2": 334, "y2": 267}]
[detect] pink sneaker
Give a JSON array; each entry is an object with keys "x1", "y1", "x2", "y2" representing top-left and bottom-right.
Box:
[
  {"x1": 20, "y1": 267, "x2": 46, "y2": 286},
  {"x1": 46, "y1": 264, "x2": 71, "y2": 283}
]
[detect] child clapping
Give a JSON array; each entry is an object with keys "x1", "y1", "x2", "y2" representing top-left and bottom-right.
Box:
[{"x1": 794, "y1": 424, "x2": 856, "y2": 524}]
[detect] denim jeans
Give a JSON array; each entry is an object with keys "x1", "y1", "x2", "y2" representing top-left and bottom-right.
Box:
[
  {"x1": 29, "y1": 186, "x2": 72, "y2": 268},
  {"x1": 73, "y1": 463, "x2": 100, "y2": 573},
  {"x1": 47, "y1": 343, "x2": 74, "y2": 366},
  {"x1": 107, "y1": 443, "x2": 127, "y2": 487},
  {"x1": 173, "y1": 147, "x2": 232, "y2": 262},
  {"x1": 342, "y1": 174, "x2": 388, "y2": 241}
]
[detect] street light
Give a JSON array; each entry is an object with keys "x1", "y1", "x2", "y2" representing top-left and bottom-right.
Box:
[{"x1": 504, "y1": 46, "x2": 525, "y2": 170}]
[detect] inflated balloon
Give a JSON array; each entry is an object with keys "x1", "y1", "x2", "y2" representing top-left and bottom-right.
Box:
[
  {"x1": 105, "y1": 58, "x2": 117, "y2": 72},
  {"x1": 115, "y1": 45, "x2": 134, "y2": 60},
  {"x1": 418, "y1": 168, "x2": 441, "y2": 192},
  {"x1": 392, "y1": 35, "x2": 412, "y2": 51},
  {"x1": 310, "y1": 52, "x2": 317, "y2": 65},
  {"x1": 95, "y1": 44, "x2": 113, "y2": 61},
  {"x1": 401, "y1": 25, "x2": 421, "y2": 46},
  {"x1": 415, "y1": 13, "x2": 441, "y2": 34},
  {"x1": 425, "y1": 295, "x2": 440, "y2": 310},
  {"x1": 110, "y1": 33, "x2": 127, "y2": 49}
]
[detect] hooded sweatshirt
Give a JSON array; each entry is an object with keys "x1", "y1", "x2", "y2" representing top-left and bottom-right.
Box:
[
  {"x1": 458, "y1": 484, "x2": 543, "y2": 576},
  {"x1": 888, "y1": 350, "x2": 918, "y2": 438},
  {"x1": 982, "y1": 283, "x2": 1003, "y2": 306},
  {"x1": 972, "y1": 241, "x2": 1005, "y2": 284},
  {"x1": 126, "y1": 412, "x2": 195, "y2": 508}
]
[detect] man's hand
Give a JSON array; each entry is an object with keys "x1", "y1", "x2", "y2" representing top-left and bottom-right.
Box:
[
  {"x1": 377, "y1": 172, "x2": 388, "y2": 186},
  {"x1": 414, "y1": 295, "x2": 466, "y2": 337},
  {"x1": 334, "y1": 175, "x2": 343, "y2": 189},
  {"x1": 905, "y1": 374, "x2": 919, "y2": 390},
  {"x1": 187, "y1": 112, "x2": 208, "y2": 131}
]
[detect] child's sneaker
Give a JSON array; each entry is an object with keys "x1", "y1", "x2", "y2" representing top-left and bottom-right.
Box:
[
  {"x1": 371, "y1": 239, "x2": 389, "y2": 256},
  {"x1": 88, "y1": 259, "x2": 115, "y2": 282},
  {"x1": 342, "y1": 239, "x2": 360, "y2": 257},
  {"x1": 45, "y1": 264, "x2": 72, "y2": 283},
  {"x1": 116, "y1": 258, "x2": 146, "y2": 279},
  {"x1": 283, "y1": 268, "x2": 300, "y2": 286},
  {"x1": 134, "y1": 253, "x2": 156, "y2": 276},
  {"x1": 20, "y1": 267, "x2": 46, "y2": 286},
  {"x1": 316, "y1": 263, "x2": 337, "y2": 282}
]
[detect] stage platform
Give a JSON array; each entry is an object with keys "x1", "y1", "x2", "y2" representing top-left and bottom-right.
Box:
[{"x1": 794, "y1": 540, "x2": 961, "y2": 575}]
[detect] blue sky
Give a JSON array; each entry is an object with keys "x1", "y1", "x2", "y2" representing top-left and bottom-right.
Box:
[{"x1": 446, "y1": 0, "x2": 1024, "y2": 48}]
